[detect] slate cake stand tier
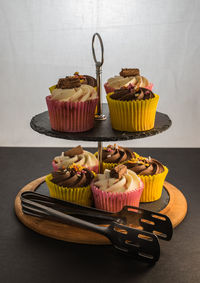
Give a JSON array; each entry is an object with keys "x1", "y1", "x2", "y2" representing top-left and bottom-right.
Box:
[
  {"x1": 14, "y1": 104, "x2": 187, "y2": 244},
  {"x1": 30, "y1": 103, "x2": 172, "y2": 141}
]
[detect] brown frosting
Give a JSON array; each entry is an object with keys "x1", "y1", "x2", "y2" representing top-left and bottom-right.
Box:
[
  {"x1": 56, "y1": 77, "x2": 81, "y2": 89},
  {"x1": 110, "y1": 86, "x2": 154, "y2": 101},
  {"x1": 102, "y1": 144, "x2": 134, "y2": 163},
  {"x1": 119, "y1": 68, "x2": 140, "y2": 77},
  {"x1": 51, "y1": 165, "x2": 94, "y2": 187},
  {"x1": 73, "y1": 72, "x2": 97, "y2": 87},
  {"x1": 83, "y1": 75, "x2": 97, "y2": 87},
  {"x1": 124, "y1": 157, "x2": 164, "y2": 176}
]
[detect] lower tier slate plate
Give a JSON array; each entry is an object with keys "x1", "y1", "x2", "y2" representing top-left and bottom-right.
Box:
[
  {"x1": 36, "y1": 181, "x2": 170, "y2": 213},
  {"x1": 14, "y1": 176, "x2": 187, "y2": 245}
]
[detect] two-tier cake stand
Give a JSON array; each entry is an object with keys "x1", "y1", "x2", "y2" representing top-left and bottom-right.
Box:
[{"x1": 15, "y1": 34, "x2": 187, "y2": 245}]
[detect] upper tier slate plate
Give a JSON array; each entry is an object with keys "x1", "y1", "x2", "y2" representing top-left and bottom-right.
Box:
[{"x1": 30, "y1": 104, "x2": 172, "y2": 142}]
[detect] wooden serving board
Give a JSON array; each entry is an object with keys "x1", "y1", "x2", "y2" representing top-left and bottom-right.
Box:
[{"x1": 15, "y1": 177, "x2": 187, "y2": 245}]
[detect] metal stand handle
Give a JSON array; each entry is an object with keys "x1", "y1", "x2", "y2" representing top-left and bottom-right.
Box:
[{"x1": 92, "y1": 33, "x2": 106, "y2": 121}]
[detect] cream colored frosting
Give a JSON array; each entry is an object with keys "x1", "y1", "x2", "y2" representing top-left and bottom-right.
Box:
[
  {"x1": 94, "y1": 169, "x2": 141, "y2": 193},
  {"x1": 107, "y1": 75, "x2": 149, "y2": 89},
  {"x1": 54, "y1": 150, "x2": 98, "y2": 169},
  {"x1": 51, "y1": 84, "x2": 97, "y2": 102}
]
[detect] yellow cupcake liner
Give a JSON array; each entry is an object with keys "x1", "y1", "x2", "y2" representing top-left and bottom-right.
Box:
[
  {"x1": 106, "y1": 93, "x2": 159, "y2": 132},
  {"x1": 139, "y1": 166, "x2": 168, "y2": 202},
  {"x1": 45, "y1": 174, "x2": 93, "y2": 206},
  {"x1": 94, "y1": 152, "x2": 119, "y2": 172},
  {"x1": 49, "y1": 85, "x2": 56, "y2": 93}
]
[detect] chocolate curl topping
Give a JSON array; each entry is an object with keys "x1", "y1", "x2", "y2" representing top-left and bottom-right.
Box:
[
  {"x1": 110, "y1": 164, "x2": 127, "y2": 179},
  {"x1": 119, "y1": 68, "x2": 140, "y2": 77},
  {"x1": 56, "y1": 77, "x2": 81, "y2": 89},
  {"x1": 64, "y1": 146, "x2": 84, "y2": 157},
  {"x1": 51, "y1": 167, "x2": 94, "y2": 187},
  {"x1": 110, "y1": 87, "x2": 154, "y2": 101}
]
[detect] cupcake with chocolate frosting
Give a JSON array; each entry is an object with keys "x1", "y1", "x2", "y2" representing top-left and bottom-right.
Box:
[
  {"x1": 107, "y1": 84, "x2": 159, "y2": 132},
  {"x1": 52, "y1": 146, "x2": 99, "y2": 173},
  {"x1": 104, "y1": 68, "x2": 153, "y2": 94},
  {"x1": 46, "y1": 164, "x2": 95, "y2": 206},
  {"x1": 124, "y1": 155, "x2": 168, "y2": 202},
  {"x1": 91, "y1": 164, "x2": 144, "y2": 212},
  {"x1": 46, "y1": 75, "x2": 98, "y2": 132},
  {"x1": 95, "y1": 144, "x2": 136, "y2": 172}
]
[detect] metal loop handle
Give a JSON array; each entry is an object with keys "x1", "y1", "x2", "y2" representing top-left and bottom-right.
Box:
[{"x1": 92, "y1": 33, "x2": 104, "y2": 67}]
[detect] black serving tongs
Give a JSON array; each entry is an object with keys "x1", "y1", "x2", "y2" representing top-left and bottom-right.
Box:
[
  {"x1": 21, "y1": 192, "x2": 161, "y2": 263},
  {"x1": 21, "y1": 191, "x2": 173, "y2": 241}
]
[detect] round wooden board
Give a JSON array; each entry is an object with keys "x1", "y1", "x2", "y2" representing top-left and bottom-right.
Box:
[{"x1": 15, "y1": 177, "x2": 187, "y2": 245}]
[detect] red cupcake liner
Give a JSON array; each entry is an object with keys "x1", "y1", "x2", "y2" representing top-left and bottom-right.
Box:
[
  {"x1": 91, "y1": 179, "x2": 144, "y2": 213},
  {"x1": 46, "y1": 96, "x2": 98, "y2": 132},
  {"x1": 104, "y1": 82, "x2": 153, "y2": 94},
  {"x1": 52, "y1": 160, "x2": 99, "y2": 173}
]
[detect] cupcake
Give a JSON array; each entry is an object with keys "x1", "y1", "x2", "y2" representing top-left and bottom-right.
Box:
[
  {"x1": 95, "y1": 144, "x2": 136, "y2": 172},
  {"x1": 107, "y1": 85, "x2": 159, "y2": 132},
  {"x1": 45, "y1": 164, "x2": 95, "y2": 206},
  {"x1": 46, "y1": 76, "x2": 98, "y2": 132},
  {"x1": 91, "y1": 164, "x2": 144, "y2": 212},
  {"x1": 104, "y1": 68, "x2": 153, "y2": 94},
  {"x1": 52, "y1": 145, "x2": 99, "y2": 173},
  {"x1": 123, "y1": 156, "x2": 168, "y2": 202}
]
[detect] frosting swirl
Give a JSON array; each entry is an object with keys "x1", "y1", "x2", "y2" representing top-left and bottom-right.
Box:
[
  {"x1": 110, "y1": 87, "x2": 154, "y2": 101},
  {"x1": 53, "y1": 149, "x2": 98, "y2": 169},
  {"x1": 107, "y1": 75, "x2": 149, "y2": 89},
  {"x1": 124, "y1": 156, "x2": 164, "y2": 176},
  {"x1": 51, "y1": 84, "x2": 97, "y2": 102},
  {"x1": 102, "y1": 144, "x2": 134, "y2": 163},
  {"x1": 93, "y1": 167, "x2": 141, "y2": 193},
  {"x1": 50, "y1": 165, "x2": 94, "y2": 187}
]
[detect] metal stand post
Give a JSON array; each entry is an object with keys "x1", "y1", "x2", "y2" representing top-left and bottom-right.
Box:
[
  {"x1": 97, "y1": 141, "x2": 103, "y2": 173},
  {"x1": 92, "y1": 33, "x2": 106, "y2": 121}
]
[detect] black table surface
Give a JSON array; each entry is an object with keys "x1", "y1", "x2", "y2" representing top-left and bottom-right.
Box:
[{"x1": 0, "y1": 147, "x2": 199, "y2": 283}]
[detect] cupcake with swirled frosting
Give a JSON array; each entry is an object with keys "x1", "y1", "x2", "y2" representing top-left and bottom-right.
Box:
[
  {"x1": 95, "y1": 144, "x2": 137, "y2": 172},
  {"x1": 45, "y1": 164, "x2": 95, "y2": 206},
  {"x1": 46, "y1": 75, "x2": 98, "y2": 132},
  {"x1": 91, "y1": 164, "x2": 144, "y2": 212},
  {"x1": 123, "y1": 155, "x2": 168, "y2": 202},
  {"x1": 107, "y1": 85, "x2": 159, "y2": 132},
  {"x1": 52, "y1": 146, "x2": 99, "y2": 173},
  {"x1": 104, "y1": 68, "x2": 153, "y2": 94}
]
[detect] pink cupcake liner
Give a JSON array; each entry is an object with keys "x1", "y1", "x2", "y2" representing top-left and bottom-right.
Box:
[
  {"x1": 52, "y1": 160, "x2": 99, "y2": 173},
  {"x1": 46, "y1": 96, "x2": 98, "y2": 132},
  {"x1": 91, "y1": 179, "x2": 144, "y2": 213},
  {"x1": 104, "y1": 82, "x2": 153, "y2": 94}
]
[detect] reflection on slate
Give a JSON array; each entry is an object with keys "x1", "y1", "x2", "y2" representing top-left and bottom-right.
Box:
[
  {"x1": 36, "y1": 182, "x2": 170, "y2": 213},
  {"x1": 30, "y1": 104, "x2": 172, "y2": 142}
]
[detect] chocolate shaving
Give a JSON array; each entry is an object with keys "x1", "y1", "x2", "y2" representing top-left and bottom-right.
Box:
[
  {"x1": 56, "y1": 77, "x2": 81, "y2": 89},
  {"x1": 64, "y1": 145, "x2": 84, "y2": 157},
  {"x1": 110, "y1": 164, "x2": 127, "y2": 179},
  {"x1": 84, "y1": 75, "x2": 97, "y2": 87},
  {"x1": 119, "y1": 68, "x2": 140, "y2": 77}
]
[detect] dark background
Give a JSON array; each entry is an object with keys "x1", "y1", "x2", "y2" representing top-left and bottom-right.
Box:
[{"x1": 0, "y1": 147, "x2": 199, "y2": 283}]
